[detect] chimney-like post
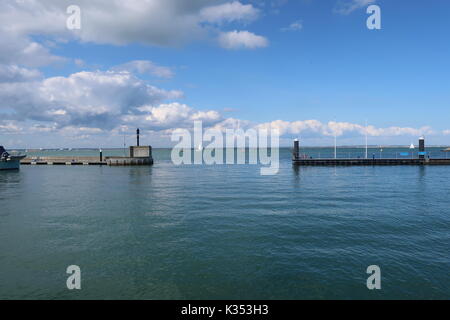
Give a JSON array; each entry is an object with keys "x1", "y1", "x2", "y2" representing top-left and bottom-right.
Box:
[
  {"x1": 137, "y1": 128, "x2": 140, "y2": 146},
  {"x1": 419, "y1": 136, "x2": 425, "y2": 160},
  {"x1": 293, "y1": 139, "x2": 300, "y2": 161}
]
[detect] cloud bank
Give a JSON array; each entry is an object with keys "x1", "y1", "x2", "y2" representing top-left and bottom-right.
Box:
[
  {"x1": 0, "y1": 68, "x2": 183, "y2": 130},
  {"x1": 0, "y1": 0, "x2": 267, "y2": 51},
  {"x1": 0, "y1": 61, "x2": 437, "y2": 147}
]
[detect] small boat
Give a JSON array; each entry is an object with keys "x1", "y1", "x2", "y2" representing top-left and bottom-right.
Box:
[
  {"x1": 0, "y1": 146, "x2": 26, "y2": 170},
  {"x1": 409, "y1": 143, "x2": 415, "y2": 149}
]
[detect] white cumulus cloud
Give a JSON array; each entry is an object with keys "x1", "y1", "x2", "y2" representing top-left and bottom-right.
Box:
[
  {"x1": 112, "y1": 60, "x2": 174, "y2": 79},
  {"x1": 254, "y1": 120, "x2": 433, "y2": 138},
  {"x1": 123, "y1": 103, "x2": 222, "y2": 131},
  {"x1": 218, "y1": 30, "x2": 269, "y2": 49},
  {"x1": 0, "y1": 70, "x2": 183, "y2": 129},
  {"x1": 200, "y1": 1, "x2": 260, "y2": 24},
  {"x1": 0, "y1": 65, "x2": 42, "y2": 83},
  {"x1": 0, "y1": 0, "x2": 265, "y2": 50}
]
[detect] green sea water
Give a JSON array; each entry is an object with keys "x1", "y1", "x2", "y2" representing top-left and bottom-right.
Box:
[{"x1": 0, "y1": 148, "x2": 449, "y2": 299}]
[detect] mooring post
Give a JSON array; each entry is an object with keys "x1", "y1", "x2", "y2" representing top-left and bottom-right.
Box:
[
  {"x1": 99, "y1": 148, "x2": 103, "y2": 162},
  {"x1": 419, "y1": 136, "x2": 425, "y2": 161},
  {"x1": 293, "y1": 139, "x2": 300, "y2": 161},
  {"x1": 137, "y1": 128, "x2": 140, "y2": 147}
]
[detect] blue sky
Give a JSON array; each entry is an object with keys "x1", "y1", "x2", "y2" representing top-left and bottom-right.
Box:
[{"x1": 1, "y1": 0, "x2": 450, "y2": 148}]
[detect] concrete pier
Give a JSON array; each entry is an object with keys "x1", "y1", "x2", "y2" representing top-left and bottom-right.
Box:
[
  {"x1": 293, "y1": 158, "x2": 450, "y2": 166},
  {"x1": 21, "y1": 156, "x2": 105, "y2": 166},
  {"x1": 107, "y1": 146, "x2": 153, "y2": 166},
  {"x1": 292, "y1": 137, "x2": 450, "y2": 166},
  {"x1": 21, "y1": 129, "x2": 153, "y2": 167},
  {"x1": 21, "y1": 148, "x2": 154, "y2": 166},
  {"x1": 106, "y1": 156, "x2": 153, "y2": 166}
]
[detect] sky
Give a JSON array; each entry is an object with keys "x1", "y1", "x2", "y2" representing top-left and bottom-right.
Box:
[{"x1": 0, "y1": 0, "x2": 450, "y2": 148}]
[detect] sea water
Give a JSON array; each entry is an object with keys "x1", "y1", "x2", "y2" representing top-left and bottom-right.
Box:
[{"x1": 0, "y1": 148, "x2": 449, "y2": 299}]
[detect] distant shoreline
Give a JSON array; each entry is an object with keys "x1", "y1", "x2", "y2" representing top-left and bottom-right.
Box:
[{"x1": 9, "y1": 145, "x2": 450, "y2": 151}]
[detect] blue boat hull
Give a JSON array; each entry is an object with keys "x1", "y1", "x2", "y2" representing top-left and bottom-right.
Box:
[{"x1": 0, "y1": 159, "x2": 21, "y2": 170}]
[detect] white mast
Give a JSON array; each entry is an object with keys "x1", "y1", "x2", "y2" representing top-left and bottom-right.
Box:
[
  {"x1": 123, "y1": 133, "x2": 126, "y2": 156},
  {"x1": 365, "y1": 120, "x2": 368, "y2": 159},
  {"x1": 334, "y1": 119, "x2": 337, "y2": 159},
  {"x1": 122, "y1": 126, "x2": 126, "y2": 156}
]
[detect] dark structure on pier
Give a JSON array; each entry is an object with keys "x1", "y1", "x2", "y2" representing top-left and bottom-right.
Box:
[
  {"x1": 292, "y1": 137, "x2": 450, "y2": 166},
  {"x1": 293, "y1": 139, "x2": 300, "y2": 161},
  {"x1": 419, "y1": 136, "x2": 425, "y2": 160},
  {"x1": 137, "y1": 128, "x2": 140, "y2": 147}
]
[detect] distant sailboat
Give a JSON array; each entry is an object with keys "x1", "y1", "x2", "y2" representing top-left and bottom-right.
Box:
[
  {"x1": 409, "y1": 143, "x2": 415, "y2": 149},
  {"x1": 198, "y1": 144, "x2": 203, "y2": 151}
]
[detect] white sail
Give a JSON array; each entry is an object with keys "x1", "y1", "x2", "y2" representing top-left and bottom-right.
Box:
[{"x1": 409, "y1": 143, "x2": 415, "y2": 149}]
